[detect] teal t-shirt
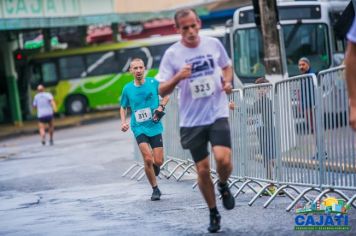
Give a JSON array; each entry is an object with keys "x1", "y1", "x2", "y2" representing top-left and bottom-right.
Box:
[{"x1": 120, "y1": 77, "x2": 163, "y2": 137}]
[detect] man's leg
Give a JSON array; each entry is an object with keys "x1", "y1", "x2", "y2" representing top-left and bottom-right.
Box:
[
  {"x1": 195, "y1": 157, "x2": 216, "y2": 208},
  {"x1": 138, "y1": 141, "x2": 161, "y2": 201},
  {"x1": 195, "y1": 156, "x2": 221, "y2": 233},
  {"x1": 48, "y1": 119, "x2": 54, "y2": 145},
  {"x1": 38, "y1": 122, "x2": 46, "y2": 145},
  {"x1": 210, "y1": 118, "x2": 235, "y2": 210},
  {"x1": 138, "y1": 142, "x2": 157, "y2": 187},
  {"x1": 212, "y1": 146, "x2": 232, "y2": 184},
  {"x1": 152, "y1": 148, "x2": 164, "y2": 166},
  {"x1": 151, "y1": 134, "x2": 164, "y2": 176}
]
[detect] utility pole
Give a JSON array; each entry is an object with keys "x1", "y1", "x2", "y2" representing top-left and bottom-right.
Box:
[{"x1": 255, "y1": 0, "x2": 287, "y2": 82}]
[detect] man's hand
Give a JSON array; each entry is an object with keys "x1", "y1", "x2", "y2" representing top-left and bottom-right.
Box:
[
  {"x1": 176, "y1": 64, "x2": 192, "y2": 81},
  {"x1": 152, "y1": 108, "x2": 165, "y2": 123},
  {"x1": 121, "y1": 122, "x2": 129, "y2": 132},
  {"x1": 222, "y1": 81, "x2": 233, "y2": 94}
]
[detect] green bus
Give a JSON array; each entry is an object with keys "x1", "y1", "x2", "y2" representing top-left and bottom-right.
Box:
[{"x1": 17, "y1": 28, "x2": 227, "y2": 117}]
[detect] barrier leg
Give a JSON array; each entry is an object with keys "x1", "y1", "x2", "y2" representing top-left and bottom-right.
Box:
[
  {"x1": 248, "y1": 184, "x2": 274, "y2": 206},
  {"x1": 314, "y1": 189, "x2": 356, "y2": 208},
  {"x1": 347, "y1": 194, "x2": 356, "y2": 209},
  {"x1": 122, "y1": 162, "x2": 141, "y2": 177},
  {"x1": 176, "y1": 163, "x2": 196, "y2": 181},
  {"x1": 263, "y1": 185, "x2": 304, "y2": 208},
  {"x1": 286, "y1": 187, "x2": 322, "y2": 212},
  {"x1": 234, "y1": 179, "x2": 263, "y2": 198},
  {"x1": 130, "y1": 166, "x2": 144, "y2": 179},
  {"x1": 166, "y1": 162, "x2": 186, "y2": 180}
]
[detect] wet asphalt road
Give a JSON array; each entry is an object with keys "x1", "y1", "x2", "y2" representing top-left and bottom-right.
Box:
[{"x1": 0, "y1": 119, "x2": 355, "y2": 236}]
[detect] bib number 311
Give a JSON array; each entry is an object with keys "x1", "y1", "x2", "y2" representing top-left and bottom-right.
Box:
[
  {"x1": 189, "y1": 76, "x2": 215, "y2": 99},
  {"x1": 135, "y1": 108, "x2": 152, "y2": 122}
]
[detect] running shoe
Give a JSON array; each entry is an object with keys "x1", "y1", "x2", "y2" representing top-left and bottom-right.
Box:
[
  {"x1": 151, "y1": 187, "x2": 161, "y2": 201},
  {"x1": 218, "y1": 182, "x2": 235, "y2": 210},
  {"x1": 208, "y1": 213, "x2": 221, "y2": 233}
]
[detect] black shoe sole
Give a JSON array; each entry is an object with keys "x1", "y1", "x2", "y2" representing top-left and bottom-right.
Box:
[
  {"x1": 151, "y1": 196, "x2": 160, "y2": 201},
  {"x1": 208, "y1": 225, "x2": 221, "y2": 233},
  {"x1": 208, "y1": 214, "x2": 221, "y2": 233}
]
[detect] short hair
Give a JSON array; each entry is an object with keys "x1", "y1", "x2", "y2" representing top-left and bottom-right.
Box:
[
  {"x1": 255, "y1": 77, "x2": 269, "y2": 84},
  {"x1": 129, "y1": 58, "x2": 144, "y2": 69},
  {"x1": 37, "y1": 84, "x2": 45, "y2": 92},
  {"x1": 174, "y1": 8, "x2": 199, "y2": 27},
  {"x1": 298, "y1": 57, "x2": 310, "y2": 66}
]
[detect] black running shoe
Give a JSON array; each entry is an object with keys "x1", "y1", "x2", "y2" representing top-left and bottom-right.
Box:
[
  {"x1": 41, "y1": 140, "x2": 46, "y2": 146},
  {"x1": 153, "y1": 164, "x2": 160, "y2": 176},
  {"x1": 208, "y1": 213, "x2": 221, "y2": 233},
  {"x1": 151, "y1": 187, "x2": 161, "y2": 201},
  {"x1": 218, "y1": 182, "x2": 235, "y2": 210},
  {"x1": 49, "y1": 140, "x2": 54, "y2": 146}
]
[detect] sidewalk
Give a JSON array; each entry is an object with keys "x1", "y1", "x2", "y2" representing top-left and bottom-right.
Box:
[{"x1": 0, "y1": 110, "x2": 119, "y2": 141}]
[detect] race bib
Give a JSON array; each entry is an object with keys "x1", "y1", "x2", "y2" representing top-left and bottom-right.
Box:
[
  {"x1": 135, "y1": 108, "x2": 152, "y2": 123},
  {"x1": 189, "y1": 76, "x2": 215, "y2": 99}
]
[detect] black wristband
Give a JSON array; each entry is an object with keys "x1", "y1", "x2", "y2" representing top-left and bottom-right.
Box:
[{"x1": 159, "y1": 104, "x2": 165, "y2": 110}]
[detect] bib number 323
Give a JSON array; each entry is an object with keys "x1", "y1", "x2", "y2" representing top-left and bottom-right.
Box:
[
  {"x1": 189, "y1": 76, "x2": 215, "y2": 99},
  {"x1": 135, "y1": 108, "x2": 152, "y2": 123}
]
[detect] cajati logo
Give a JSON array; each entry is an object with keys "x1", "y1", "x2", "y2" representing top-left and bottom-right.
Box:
[{"x1": 294, "y1": 197, "x2": 351, "y2": 231}]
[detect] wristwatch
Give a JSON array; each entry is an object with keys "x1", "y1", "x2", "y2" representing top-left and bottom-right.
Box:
[{"x1": 159, "y1": 104, "x2": 165, "y2": 110}]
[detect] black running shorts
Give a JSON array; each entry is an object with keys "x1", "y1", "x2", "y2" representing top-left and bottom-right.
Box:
[
  {"x1": 136, "y1": 133, "x2": 163, "y2": 149},
  {"x1": 180, "y1": 118, "x2": 231, "y2": 163},
  {"x1": 38, "y1": 115, "x2": 53, "y2": 123}
]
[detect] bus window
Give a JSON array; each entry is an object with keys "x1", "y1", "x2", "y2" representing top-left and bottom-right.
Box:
[
  {"x1": 85, "y1": 51, "x2": 119, "y2": 76},
  {"x1": 59, "y1": 56, "x2": 85, "y2": 79},
  {"x1": 31, "y1": 62, "x2": 58, "y2": 88},
  {"x1": 42, "y1": 62, "x2": 58, "y2": 84},
  {"x1": 284, "y1": 24, "x2": 329, "y2": 75},
  {"x1": 233, "y1": 28, "x2": 265, "y2": 80},
  {"x1": 233, "y1": 23, "x2": 329, "y2": 81}
]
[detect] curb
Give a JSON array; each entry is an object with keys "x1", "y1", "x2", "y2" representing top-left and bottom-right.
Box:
[{"x1": 0, "y1": 111, "x2": 119, "y2": 141}]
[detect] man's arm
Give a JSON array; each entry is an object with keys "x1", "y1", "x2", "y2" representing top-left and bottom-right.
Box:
[
  {"x1": 345, "y1": 41, "x2": 356, "y2": 131},
  {"x1": 159, "y1": 65, "x2": 192, "y2": 97},
  {"x1": 120, "y1": 106, "x2": 129, "y2": 132},
  {"x1": 221, "y1": 65, "x2": 233, "y2": 94},
  {"x1": 51, "y1": 99, "x2": 57, "y2": 113},
  {"x1": 160, "y1": 95, "x2": 169, "y2": 107}
]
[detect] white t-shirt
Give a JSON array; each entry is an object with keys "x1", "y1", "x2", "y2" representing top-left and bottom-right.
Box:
[
  {"x1": 347, "y1": 17, "x2": 356, "y2": 43},
  {"x1": 157, "y1": 36, "x2": 230, "y2": 127},
  {"x1": 33, "y1": 92, "x2": 54, "y2": 118}
]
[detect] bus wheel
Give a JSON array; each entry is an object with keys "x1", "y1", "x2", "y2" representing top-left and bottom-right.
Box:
[{"x1": 66, "y1": 95, "x2": 87, "y2": 115}]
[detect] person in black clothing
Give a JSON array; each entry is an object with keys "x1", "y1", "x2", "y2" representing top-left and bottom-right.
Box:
[
  {"x1": 298, "y1": 57, "x2": 327, "y2": 160},
  {"x1": 298, "y1": 57, "x2": 316, "y2": 133}
]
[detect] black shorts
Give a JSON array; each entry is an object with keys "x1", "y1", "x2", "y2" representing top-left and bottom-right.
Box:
[
  {"x1": 136, "y1": 133, "x2": 163, "y2": 149},
  {"x1": 38, "y1": 115, "x2": 53, "y2": 123},
  {"x1": 180, "y1": 118, "x2": 231, "y2": 163}
]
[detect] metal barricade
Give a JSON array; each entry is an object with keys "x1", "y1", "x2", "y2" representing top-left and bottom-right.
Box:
[
  {"x1": 161, "y1": 89, "x2": 196, "y2": 181},
  {"x1": 228, "y1": 89, "x2": 246, "y2": 192},
  {"x1": 313, "y1": 66, "x2": 356, "y2": 208},
  {"x1": 122, "y1": 134, "x2": 145, "y2": 180},
  {"x1": 264, "y1": 74, "x2": 319, "y2": 208}
]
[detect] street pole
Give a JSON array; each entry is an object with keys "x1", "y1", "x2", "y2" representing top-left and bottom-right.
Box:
[{"x1": 257, "y1": 0, "x2": 287, "y2": 83}]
